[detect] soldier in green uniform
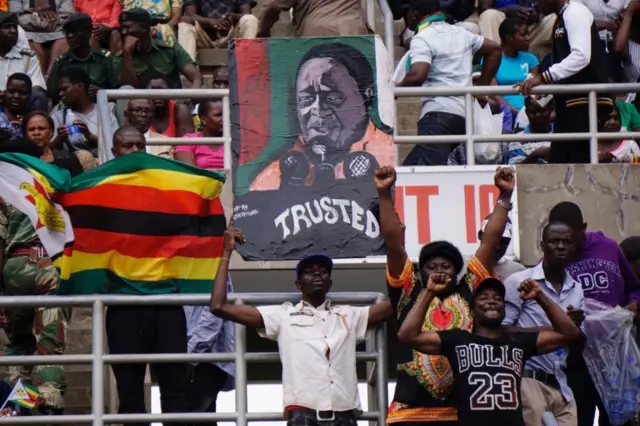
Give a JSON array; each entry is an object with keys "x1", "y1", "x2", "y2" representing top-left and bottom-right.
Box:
[
  {"x1": 113, "y1": 8, "x2": 202, "y2": 89},
  {"x1": 0, "y1": 196, "x2": 68, "y2": 413},
  {"x1": 47, "y1": 13, "x2": 117, "y2": 106}
]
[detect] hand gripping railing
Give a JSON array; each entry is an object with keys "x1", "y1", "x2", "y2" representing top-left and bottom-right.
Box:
[
  {"x1": 97, "y1": 82, "x2": 640, "y2": 168},
  {"x1": 0, "y1": 292, "x2": 389, "y2": 426}
]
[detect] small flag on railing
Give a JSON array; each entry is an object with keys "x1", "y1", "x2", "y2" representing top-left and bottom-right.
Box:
[{"x1": 2, "y1": 379, "x2": 39, "y2": 409}]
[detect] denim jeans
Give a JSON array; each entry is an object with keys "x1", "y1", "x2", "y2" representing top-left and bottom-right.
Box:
[{"x1": 402, "y1": 111, "x2": 466, "y2": 166}]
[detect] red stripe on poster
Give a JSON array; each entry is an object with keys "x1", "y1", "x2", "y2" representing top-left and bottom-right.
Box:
[{"x1": 235, "y1": 39, "x2": 271, "y2": 165}]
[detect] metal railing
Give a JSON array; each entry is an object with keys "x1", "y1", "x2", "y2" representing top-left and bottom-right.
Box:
[
  {"x1": 96, "y1": 82, "x2": 640, "y2": 168},
  {"x1": 0, "y1": 293, "x2": 388, "y2": 425}
]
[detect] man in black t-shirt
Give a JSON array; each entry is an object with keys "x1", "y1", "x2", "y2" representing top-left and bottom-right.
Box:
[{"x1": 397, "y1": 275, "x2": 582, "y2": 425}]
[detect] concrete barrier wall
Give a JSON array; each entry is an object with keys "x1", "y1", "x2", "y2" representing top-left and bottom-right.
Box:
[{"x1": 516, "y1": 164, "x2": 640, "y2": 266}]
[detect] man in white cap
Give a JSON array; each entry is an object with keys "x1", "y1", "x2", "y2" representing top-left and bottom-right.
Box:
[{"x1": 478, "y1": 214, "x2": 525, "y2": 280}]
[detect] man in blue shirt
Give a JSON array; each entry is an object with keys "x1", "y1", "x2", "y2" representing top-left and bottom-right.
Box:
[
  {"x1": 502, "y1": 220, "x2": 585, "y2": 426},
  {"x1": 184, "y1": 275, "x2": 235, "y2": 426}
]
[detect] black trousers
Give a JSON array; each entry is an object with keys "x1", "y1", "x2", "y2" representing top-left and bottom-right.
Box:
[
  {"x1": 106, "y1": 306, "x2": 190, "y2": 426},
  {"x1": 549, "y1": 101, "x2": 614, "y2": 164},
  {"x1": 403, "y1": 112, "x2": 466, "y2": 166},
  {"x1": 566, "y1": 358, "x2": 631, "y2": 426},
  {"x1": 186, "y1": 364, "x2": 228, "y2": 426}
]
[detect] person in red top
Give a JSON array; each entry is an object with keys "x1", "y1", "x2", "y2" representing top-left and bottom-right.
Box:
[
  {"x1": 72, "y1": 0, "x2": 123, "y2": 51},
  {"x1": 145, "y1": 73, "x2": 193, "y2": 137}
]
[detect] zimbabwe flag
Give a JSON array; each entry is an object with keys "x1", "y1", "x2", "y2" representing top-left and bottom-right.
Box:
[{"x1": 0, "y1": 152, "x2": 225, "y2": 295}]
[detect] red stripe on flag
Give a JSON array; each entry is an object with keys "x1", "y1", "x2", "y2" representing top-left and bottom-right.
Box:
[
  {"x1": 61, "y1": 184, "x2": 224, "y2": 216},
  {"x1": 72, "y1": 228, "x2": 224, "y2": 259},
  {"x1": 235, "y1": 39, "x2": 271, "y2": 165}
]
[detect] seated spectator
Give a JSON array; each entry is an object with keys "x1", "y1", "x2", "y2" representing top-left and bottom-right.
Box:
[
  {"x1": 113, "y1": 8, "x2": 202, "y2": 89},
  {"x1": 0, "y1": 12, "x2": 48, "y2": 112},
  {"x1": 179, "y1": 0, "x2": 257, "y2": 61},
  {"x1": 124, "y1": 98, "x2": 174, "y2": 158},
  {"x1": 507, "y1": 94, "x2": 554, "y2": 163},
  {"x1": 477, "y1": 0, "x2": 555, "y2": 59},
  {"x1": 146, "y1": 73, "x2": 193, "y2": 137},
  {"x1": 184, "y1": 274, "x2": 235, "y2": 425},
  {"x1": 597, "y1": 105, "x2": 640, "y2": 163},
  {"x1": 192, "y1": 67, "x2": 228, "y2": 131},
  {"x1": 21, "y1": 110, "x2": 84, "y2": 176},
  {"x1": 257, "y1": 0, "x2": 371, "y2": 37},
  {"x1": 71, "y1": 0, "x2": 123, "y2": 52},
  {"x1": 491, "y1": 17, "x2": 539, "y2": 116},
  {"x1": 121, "y1": 0, "x2": 182, "y2": 47},
  {"x1": 48, "y1": 13, "x2": 117, "y2": 106},
  {"x1": 10, "y1": 0, "x2": 74, "y2": 76},
  {"x1": 175, "y1": 100, "x2": 223, "y2": 169},
  {"x1": 613, "y1": 0, "x2": 640, "y2": 83},
  {"x1": 396, "y1": 0, "x2": 502, "y2": 166},
  {"x1": 51, "y1": 66, "x2": 118, "y2": 157},
  {"x1": 576, "y1": 0, "x2": 629, "y2": 81},
  {"x1": 0, "y1": 73, "x2": 33, "y2": 140}
]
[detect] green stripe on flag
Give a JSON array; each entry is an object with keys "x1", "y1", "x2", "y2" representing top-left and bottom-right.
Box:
[
  {"x1": 58, "y1": 269, "x2": 212, "y2": 295},
  {"x1": 70, "y1": 152, "x2": 226, "y2": 192}
]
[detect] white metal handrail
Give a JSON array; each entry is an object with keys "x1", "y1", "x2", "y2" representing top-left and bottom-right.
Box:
[
  {"x1": 96, "y1": 82, "x2": 640, "y2": 168},
  {"x1": 0, "y1": 293, "x2": 388, "y2": 426}
]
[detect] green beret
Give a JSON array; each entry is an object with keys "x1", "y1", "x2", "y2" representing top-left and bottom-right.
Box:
[
  {"x1": 0, "y1": 12, "x2": 18, "y2": 27},
  {"x1": 63, "y1": 13, "x2": 93, "y2": 31},
  {"x1": 119, "y1": 8, "x2": 157, "y2": 26}
]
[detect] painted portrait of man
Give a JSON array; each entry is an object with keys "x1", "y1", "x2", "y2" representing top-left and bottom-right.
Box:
[{"x1": 249, "y1": 42, "x2": 394, "y2": 191}]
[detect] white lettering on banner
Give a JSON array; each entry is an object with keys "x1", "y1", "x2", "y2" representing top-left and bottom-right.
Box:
[
  {"x1": 395, "y1": 167, "x2": 519, "y2": 259},
  {"x1": 274, "y1": 197, "x2": 380, "y2": 240}
]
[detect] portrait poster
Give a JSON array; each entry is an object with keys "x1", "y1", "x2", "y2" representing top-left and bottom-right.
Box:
[{"x1": 229, "y1": 36, "x2": 396, "y2": 260}]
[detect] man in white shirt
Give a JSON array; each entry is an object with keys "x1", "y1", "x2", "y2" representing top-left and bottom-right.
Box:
[
  {"x1": 396, "y1": 0, "x2": 502, "y2": 166},
  {"x1": 123, "y1": 98, "x2": 174, "y2": 159},
  {"x1": 0, "y1": 12, "x2": 48, "y2": 112},
  {"x1": 210, "y1": 225, "x2": 394, "y2": 426},
  {"x1": 503, "y1": 221, "x2": 585, "y2": 426}
]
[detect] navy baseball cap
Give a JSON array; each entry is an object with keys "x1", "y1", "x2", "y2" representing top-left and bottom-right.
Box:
[
  {"x1": 296, "y1": 254, "x2": 333, "y2": 278},
  {"x1": 472, "y1": 277, "x2": 506, "y2": 301}
]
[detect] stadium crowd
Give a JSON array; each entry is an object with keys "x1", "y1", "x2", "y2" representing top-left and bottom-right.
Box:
[{"x1": 0, "y1": 0, "x2": 638, "y2": 425}]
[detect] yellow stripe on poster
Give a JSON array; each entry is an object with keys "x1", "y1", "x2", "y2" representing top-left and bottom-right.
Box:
[
  {"x1": 26, "y1": 168, "x2": 55, "y2": 194},
  {"x1": 95, "y1": 169, "x2": 224, "y2": 200},
  {"x1": 67, "y1": 251, "x2": 222, "y2": 281}
]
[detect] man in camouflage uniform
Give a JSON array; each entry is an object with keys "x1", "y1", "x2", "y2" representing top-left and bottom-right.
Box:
[
  {"x1": 47, "y1": 13, "x2": 117, "y2": 106},
  {"x1": 0, "y1": 199, "x2": 68, "y2": 414}
]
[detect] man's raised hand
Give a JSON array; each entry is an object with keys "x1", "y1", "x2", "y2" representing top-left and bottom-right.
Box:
[
  {"x1": 494, "y1": 166, "x2": 516, "y2": 196},
  {"x1": 374, "y1": 166, "x2": 397, "y2": 192},
  {"x1": 518, "y1": 279, "x2": 542, "y2": 300},
  {"x1": 427, "y1": 273, "x2": 451, "y2": 295}
]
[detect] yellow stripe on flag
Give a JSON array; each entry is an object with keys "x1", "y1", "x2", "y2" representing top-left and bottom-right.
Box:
[
  {"x1": 68, "y1": 251, "x2": 222, "y2": 281},
  {"x1": 95, "y1": 169, "x2": 224, "y2": 200}
]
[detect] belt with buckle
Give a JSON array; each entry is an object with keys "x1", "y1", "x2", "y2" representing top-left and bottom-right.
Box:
[
  {"x1": 287, "y1": 406, "x2": 355, "y2": 422},
  {"x1": 524, "y1": 368, "x2": 560, "y2": 389}
]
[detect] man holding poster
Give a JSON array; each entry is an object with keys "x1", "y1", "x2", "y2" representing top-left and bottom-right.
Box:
[{"x1": 229, "y1": 36, "x2": 395, "y2": 261}]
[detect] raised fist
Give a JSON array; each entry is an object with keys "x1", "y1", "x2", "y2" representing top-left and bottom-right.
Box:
[
  {"x1": 427, "y1": 273, "x2": 451, "y2": 295},
  {"x1": 373, "y1": 166, "x2": 397, "y2": 192}
]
